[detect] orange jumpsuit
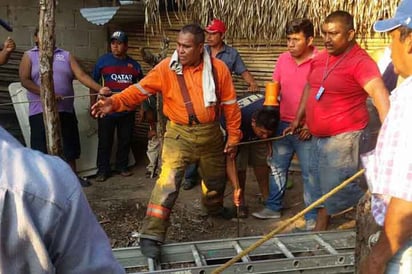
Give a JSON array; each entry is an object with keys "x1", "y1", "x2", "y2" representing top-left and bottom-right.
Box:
[{"x1": 110, "y1": 57, "x2": 241, "y2": 242}]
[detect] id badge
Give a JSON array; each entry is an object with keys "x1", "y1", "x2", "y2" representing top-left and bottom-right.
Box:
[{"x1": 315, "y1": 86, "x2": 325, "y2": 101}]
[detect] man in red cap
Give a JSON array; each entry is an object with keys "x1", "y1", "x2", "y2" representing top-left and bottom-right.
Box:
[{"x1": 205, "y1": 19, "x2": 258, "y2": 92}]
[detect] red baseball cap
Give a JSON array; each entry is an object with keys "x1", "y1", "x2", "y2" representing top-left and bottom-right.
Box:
[{"x1": 205, "y1": 19, "x2": 226, "y2": 33}]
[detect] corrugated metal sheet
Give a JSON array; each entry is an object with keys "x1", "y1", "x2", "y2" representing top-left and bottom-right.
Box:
[{"x1": 80, "y1": 2, "x2": 144, "y2": 26}]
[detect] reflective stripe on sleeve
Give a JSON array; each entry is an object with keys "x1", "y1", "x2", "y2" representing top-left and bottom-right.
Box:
[
  {"x1": 135, "y1": 83, "x2": 151, "y2": 95},
  {"x1": 221, "y1": 98, "x2": 237, "y2": 105}
]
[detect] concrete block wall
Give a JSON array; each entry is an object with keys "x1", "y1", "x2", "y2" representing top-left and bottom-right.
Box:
[{"x1": 0, "y1": 0, "x2": 108, "y2": 61}]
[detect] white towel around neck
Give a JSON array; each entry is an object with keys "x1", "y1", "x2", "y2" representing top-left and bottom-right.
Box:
[{"x1": 169, "y1": 50, "x2": 217, "y2": 107}]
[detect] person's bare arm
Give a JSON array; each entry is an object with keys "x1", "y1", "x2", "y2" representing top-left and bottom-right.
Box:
[
  {"x1": 19, "y1": 52, "x2": 40, "y2": 94},
  {"x1": 360, "y1": 197, "x2": 412, "y2": 273},
  {"x1": 87, "y1": 61, "x2": 103, "y2": 108},
  {"x1": 0, "y1": 37, "x2": 15, "y2": 65},
  {"x1": 241, "y1": 70, "x2": 258, "y2": 92},
  {"x1": 363, "y1": 77, "x2": 390, "y2": 123},
  {"x1": 70, "y1": 55, "x2": 102, "y2": 92},
  {"x1": 284, "y1": 83, "x2": 310, "y2": 134}
]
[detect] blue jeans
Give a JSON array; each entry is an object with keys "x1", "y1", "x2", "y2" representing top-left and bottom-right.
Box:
[
  {"x1": 266, "y1": 121, "x2": 318, "y2": 221},
  {"x1": 386, "y1": 239, "x2": 412, "y2": 273},
  {"x1": 184, "y1": 163, "x2": 200, "y2": 183},
  {"x1": 310, "y1": 131, "x2": 365, "y2": 215}
]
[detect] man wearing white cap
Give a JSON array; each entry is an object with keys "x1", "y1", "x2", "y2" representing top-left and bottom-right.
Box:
[{"x1": 360, "y1": 0, "x2": 412, "y2": 272}]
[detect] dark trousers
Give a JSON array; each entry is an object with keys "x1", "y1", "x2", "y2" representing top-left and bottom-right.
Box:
[
  {"x1": 29, "y1": 112, "x2": 80, "y2": 161},
  {"x1": 184, "y1": 163, "x2": 200, "y2": 183},
  {"x1": 97, "y1": 112, "x2": 135, "y2": 174}
]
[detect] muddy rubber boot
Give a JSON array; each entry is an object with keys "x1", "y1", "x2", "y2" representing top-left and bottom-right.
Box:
[
  {"x1": 140, "y1": 238, "x2": 162, "y2": 259},
  {"x1": 219, "y1": 207, "x2": 237, "y2": 220}
]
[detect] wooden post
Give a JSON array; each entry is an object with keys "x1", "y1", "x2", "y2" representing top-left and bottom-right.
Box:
[
  {"x1": 355, "y1": 191, "x2": 381, "y2": 273},
  {"x1": 38, "y1": 0, "x2": 63, "y2": 157}
]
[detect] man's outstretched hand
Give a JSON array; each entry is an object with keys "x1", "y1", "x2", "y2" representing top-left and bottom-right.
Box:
[{"x1": 90, "y1": 87, "x2": 113, "y2": 118}]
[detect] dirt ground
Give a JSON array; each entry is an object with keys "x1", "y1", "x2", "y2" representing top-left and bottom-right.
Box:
[{"x1": 83, "y1": 145, "x2": 356, "y2": 248}]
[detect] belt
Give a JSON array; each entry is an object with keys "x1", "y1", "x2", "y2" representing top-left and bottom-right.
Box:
[{"x1": 168, "y1": 120, "x2": 219, "y2": 127}]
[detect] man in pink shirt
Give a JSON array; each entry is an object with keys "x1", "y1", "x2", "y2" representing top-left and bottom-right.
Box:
[
  {"x1": 290, "y1": 11, "x2": 389, "y2": 231},
  {"x1": 252, "y1": 19, "x2": 318, "y2": 231}
]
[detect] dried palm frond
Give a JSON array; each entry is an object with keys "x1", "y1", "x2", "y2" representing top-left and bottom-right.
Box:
[{"x1": 143, "y1": 0, "x2": 400, "y2": 44}]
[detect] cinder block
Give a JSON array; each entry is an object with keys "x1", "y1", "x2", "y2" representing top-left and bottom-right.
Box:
[
  {"x1": 97, "y1": 47, "x2": 109, "y2": 58},
  {"x1": 11, "y1": 7, "x2": 39, "y2": 27},
  {"x1": 73, "y1": 46, "x2": 100, "y2": 60},
  {"x1": 90, "y1": 29, "x2": 108, "y2": 47},
  {"x1": 0, "y1": 5, "x2": 8, "y2": 19},
  {"x1": 55, "y1": 31, "x2": 65, "y2": 48},
  {"x1": 56, "y1": 9, "x2": 75, "y2": 28},
  {"x1": 2, "y1": 0, "x2": 38, "y2": 8},
  {"x1": 75, "y1": 10, "x2": 103, "y2": 30},
  {"x1": 1, "y1": 0, "x2": 111, "y2": 66},
  {"x1": 82, "y1": 0, "x2": 102, "y2": 7},
  {"x1": 56, "y1": 0, "x2": 80, "y2": 11},
  {"x1": 59, "y1": 29, "x2": 89, "y2": 47}
]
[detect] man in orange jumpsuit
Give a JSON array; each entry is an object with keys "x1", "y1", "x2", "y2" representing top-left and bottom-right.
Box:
[{"x1": 92, "y1": 23, "x2": 241, "y2": 259}]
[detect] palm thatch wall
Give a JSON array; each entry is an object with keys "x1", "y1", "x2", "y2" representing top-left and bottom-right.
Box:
[
  {"x1": 114, "y1": 1, "x2": 400, "y2": 140},
  {"x1": 144, "y1": 0, "x2": 400, "y2": 42}
]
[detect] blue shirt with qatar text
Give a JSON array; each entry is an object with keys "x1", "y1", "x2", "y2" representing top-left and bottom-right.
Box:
[{"x1": 92, "y1": 53, "x2": 143, "y2": 116}]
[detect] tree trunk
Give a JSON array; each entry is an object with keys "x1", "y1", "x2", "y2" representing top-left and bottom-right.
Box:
[
  {"x1": 355, "y1": 191, "x2": 381, "y2": 273},
  {"x1": 39, "y1": 0, "x2": 63, "y2": 157}
]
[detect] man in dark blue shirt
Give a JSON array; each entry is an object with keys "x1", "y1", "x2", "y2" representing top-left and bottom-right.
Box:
[
  {"x1": 90, "y1": 31, "x2": 144, "y2": 182},
  {"x1": 220, "y1": 94, "x2": 279, "y2": 217}
]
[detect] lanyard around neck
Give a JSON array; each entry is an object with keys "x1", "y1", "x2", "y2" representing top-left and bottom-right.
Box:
[{"x1": 321, "y1": 45, "x2": 353, "y2": 84}]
